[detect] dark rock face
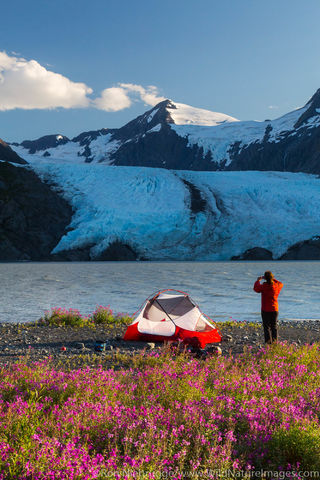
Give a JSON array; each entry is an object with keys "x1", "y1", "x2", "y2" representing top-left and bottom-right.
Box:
[
  {"x1": 109, "y1": 101, "x2": 217, "y2": 170},
  {"x1": 228, "y1": 123, "x2": 320, "y2": 174},
  {"x1": 181, "y1": 179, "x2": 207, "y2": 214},
  {"x1": 227, "y1": 89, "x2": 320, "y2": 175},
  {"x1": 0, "y1": 139, "x2": 26, "y2": 165},
  {"x1": 234, "y1": 238, "x2": 320, "y2": 261},
  {"x1": 20, "y1": 134, "x2": 69, "y2": 154},
  {"x1": 72, "y1": 129, "x2": 110, "y2": 145},
  {"x1": 111, "y1": 124, "x2": 216, "y2": 170},
  {"x1": 0, "y1": 162, "x2": 72, "y2": 260},
  {"x1": 279, "y1": 236, "x2": 320, "y2": 260},
  {"x1": 112, "y1": 100, "x2": 174, "y2": 142},
  {"x1": 51, "y1": 245, "x2": 93, "y2": 261},
  {"x1": 52, "y1": 241, "x2": 141, "y2": 261},
  {"x1": 231, "y1": 247, "x2": 274, "y2": 261},
  {"x1": 96, "y1": 241, "x2": 139, "y2": 261},
  {"x1": 294, "y1": 88, "x2": 320, "y2": 129}
]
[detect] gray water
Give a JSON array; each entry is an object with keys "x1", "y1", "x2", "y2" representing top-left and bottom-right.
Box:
[{"x1": 0, "y1": 262, "x2": 319, "y2": 324}]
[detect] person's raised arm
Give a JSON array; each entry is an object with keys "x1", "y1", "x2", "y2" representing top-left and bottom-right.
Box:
[{"x1": 253, "y1": 276, "x2": 263, "y2": 292}]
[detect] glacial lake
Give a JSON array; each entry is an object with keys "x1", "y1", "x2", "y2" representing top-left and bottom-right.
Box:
[{"x1": 0, "y1": 261, "x2": 319, "y2": 324}]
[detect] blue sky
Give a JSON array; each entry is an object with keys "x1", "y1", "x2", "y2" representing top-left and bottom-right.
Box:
[{"x1": 1, "y1": 0, "x2": 320, "y2": 142}]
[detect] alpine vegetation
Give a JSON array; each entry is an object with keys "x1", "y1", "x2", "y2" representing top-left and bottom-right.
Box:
[
  {"x1": 0, "y1": 343, "x2": 319, "y2": 478},
  {"x1": 43, "y1": 306, "x2": 132, "y2": 327}
]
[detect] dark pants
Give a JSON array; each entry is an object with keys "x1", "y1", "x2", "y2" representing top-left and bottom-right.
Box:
[{"x1": 261, "y1": 311, "x2": 278, "y2": 344}]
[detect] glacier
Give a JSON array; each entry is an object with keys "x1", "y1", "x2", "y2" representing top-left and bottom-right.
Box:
[{"x1": 25, "y1": 156, "x2": 320, "y2": 260}]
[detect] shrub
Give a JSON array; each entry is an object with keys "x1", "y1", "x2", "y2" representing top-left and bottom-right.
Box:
[
  {"x1": 44, "y1": 307, "x2": 93, "y2": 327},
  {"x1": 90, "y1": 306, "x2": 133, "y2": 325},
  {"x1": 43, "y1": 306, "x2": 133, "y2": 328},
  {"x1": 114, "y1": 312, "x2": 133, "y2": 326},
  {"x1": 91, "y1": 305, "x2": 116, "y2": 325},
  {"x1": 267, "y1": 422, "x2": 320, "y2": 470}
]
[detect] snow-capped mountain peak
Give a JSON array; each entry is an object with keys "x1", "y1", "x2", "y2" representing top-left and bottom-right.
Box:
[
  {"x1": 165, "y1": 100, "x2": 239, "y2": 126},
  {"x1": 18, "y1": 134, "x2": 70, "y2": 154},
  {"x1": 112, "y1": 99, "x2": 238, "y2": 136},
  {"x1": 9, "y1": 89, "x2": 320, "y2": 174}
]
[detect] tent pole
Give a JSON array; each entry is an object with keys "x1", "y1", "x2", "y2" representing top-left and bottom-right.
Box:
[{"x1": 154, "y1": 299, "x2": 177, "y2": 328}]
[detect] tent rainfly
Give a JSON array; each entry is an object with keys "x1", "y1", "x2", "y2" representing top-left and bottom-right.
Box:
[{"x1": 123, "y1": 289, "x2": 221, "y2": 348}]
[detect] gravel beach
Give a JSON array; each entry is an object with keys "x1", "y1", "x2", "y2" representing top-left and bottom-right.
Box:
[{"x1": 0, "y1": 320, "x2": 319, "y2": 367}]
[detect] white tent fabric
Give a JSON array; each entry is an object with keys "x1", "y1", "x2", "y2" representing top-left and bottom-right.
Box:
[
  {"x1": 124, "y1": 290, "x2": 221, "y2": 347},
  {"x1": 174, "y1": 307, "x2": 200, "y2": 331},
  {"x1": 130, "y1": 293, "x2": 214, "y2": 336},
  {"x1": 136, "y1": 305, "x2": 175, "y2": 336},
  {"x1": 137, "y1": 317, "x2": 175, "y2": 336}
]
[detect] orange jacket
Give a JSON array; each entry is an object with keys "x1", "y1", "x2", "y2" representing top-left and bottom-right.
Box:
[{"x1": 253, "y1": 279, "x2": 283, "y2": 312}]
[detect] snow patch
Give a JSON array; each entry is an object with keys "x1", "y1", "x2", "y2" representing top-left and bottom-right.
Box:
[
  {"x1": 147, "y1": 124, "x2": 161, "y2": 133},
  {"x1": 13, "y1": 143, "x2": 84, "y2": 164},
  {"x1": 171, "y1": 120, "x2": 266, "y2": 166},
  {"x1": 146, "y1": 108, "x2": 159, "y2": 123},
  {"x1": 87, "y1": 134, "x2": 121, "y2": 163},
  {"x1": 13, "y1": 134, "x2": 121, "y2": 165},
  {"x1": 167, "y1": 101, "x2": 239, "y2": 126}
]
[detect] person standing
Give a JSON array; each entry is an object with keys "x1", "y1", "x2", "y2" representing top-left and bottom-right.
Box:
[{"x1": 253, "y1": 271, "x2": 283, "y2": 344}]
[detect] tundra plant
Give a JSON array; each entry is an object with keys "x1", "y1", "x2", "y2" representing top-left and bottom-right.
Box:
[
  {"x1": 0, "y1": 342, "x2": 319, "y2": 479},
  {"x1": 43, "y1": 306, "x2": 132, "y2": 327}
]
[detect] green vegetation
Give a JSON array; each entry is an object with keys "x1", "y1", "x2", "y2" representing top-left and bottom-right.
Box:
[
  {"x1": 42, "y1": 306, "x2": 133, "y2": 328},
  {"x1": 0, "y1": 342, "x2": 319, "y2": 479}
]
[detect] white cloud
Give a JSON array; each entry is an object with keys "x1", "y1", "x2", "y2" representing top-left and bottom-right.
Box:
[
  {"x1": 92, "y1": 83, "x2": 166, "y2": 112},
  {"x1": 92, "y1": 87, "x2": 132, "y2": 111},
  {"x1": 119, "y1": 83, "x2": 166, "y2": 106},
  {"x1": 0, "y1": 51, "x2": 92, "y2": 110},
  {"x1": 0, "y1": 51, "x2": 166, "y2": 113}
]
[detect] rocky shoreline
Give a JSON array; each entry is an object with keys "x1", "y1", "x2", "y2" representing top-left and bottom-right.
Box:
[{"x1": 0, "y1": 320, "x2": 319, "y2": 367}]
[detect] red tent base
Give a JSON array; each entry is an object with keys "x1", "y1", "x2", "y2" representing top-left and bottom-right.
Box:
[{"x1": 123, "y1": 323, "x2": 221, "y2": 349}]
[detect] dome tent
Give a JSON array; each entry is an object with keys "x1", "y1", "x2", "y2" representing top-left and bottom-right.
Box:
[{"x1": 123, "y1": 289, "x2": 221, "y2": 348}]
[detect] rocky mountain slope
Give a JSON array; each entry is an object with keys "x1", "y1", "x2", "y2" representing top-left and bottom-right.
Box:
[
  {"x1": 12, "y1": 89, "x2": 320, "y2": 174},
  {"x1": 0, "y1": 162, "x2": 72, "y2": 260},
  {"x1": 0, "y1": 139, "x2": 26, "y2": 165}
]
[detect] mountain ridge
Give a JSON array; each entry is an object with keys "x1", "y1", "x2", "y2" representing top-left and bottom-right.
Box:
[
  {"x1": 0, "y1": 139, "x2": 26, "y2": 164},
  {"x1": 10, "y1": 89, "x2": 320, "y2": 174}
]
